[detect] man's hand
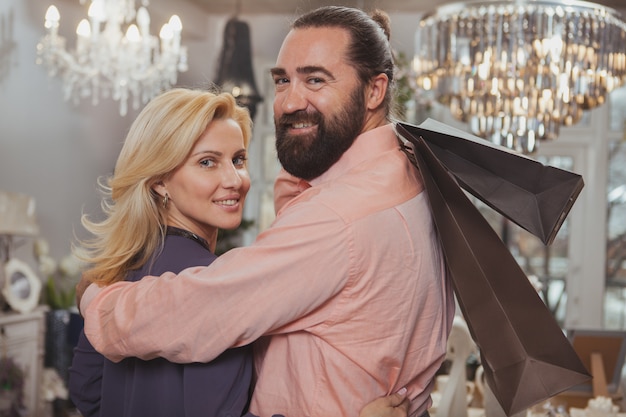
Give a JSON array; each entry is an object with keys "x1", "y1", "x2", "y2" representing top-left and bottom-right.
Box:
[
  {"x1": 75, "y1": 272, "x2": 95, "y2": 316},
  {"x1": 359, "y1": 388, "x2": 409, "y2": 417}
]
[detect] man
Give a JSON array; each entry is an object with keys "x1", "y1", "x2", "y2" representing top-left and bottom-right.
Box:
[{"x1": 80, "y1": 6, "x2": 455, "y2": 417}]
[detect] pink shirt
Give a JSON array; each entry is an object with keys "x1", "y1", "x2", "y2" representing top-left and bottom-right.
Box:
[{"x1": 82, "y1": 124, "x2": 455, "y2": 417}]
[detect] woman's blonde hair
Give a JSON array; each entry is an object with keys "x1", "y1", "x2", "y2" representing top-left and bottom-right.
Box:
[{"x1": 75, "y1": 88, "x2": 252, "y2": 285}]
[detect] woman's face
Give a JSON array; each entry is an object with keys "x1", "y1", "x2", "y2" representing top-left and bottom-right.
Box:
[{"x1": 159, "y1": 118, "x2": 250, "y2": 244}]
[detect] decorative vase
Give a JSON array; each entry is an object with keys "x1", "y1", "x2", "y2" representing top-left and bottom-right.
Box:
[{"x1": 44, "y1": 309, "x2": 83, "y2": 384}]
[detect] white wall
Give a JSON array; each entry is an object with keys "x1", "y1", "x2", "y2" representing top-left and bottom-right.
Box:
[{"x1": 0, "y1": 0, "x2": 421, "y2": 269}]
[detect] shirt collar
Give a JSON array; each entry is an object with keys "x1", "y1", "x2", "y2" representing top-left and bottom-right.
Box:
[{"x1": 309, "y1": 124, "x2": 397, "y2": 186}]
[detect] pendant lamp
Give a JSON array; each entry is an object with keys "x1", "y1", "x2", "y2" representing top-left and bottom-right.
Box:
[{"x1": 214, "y1": 16, "x2": 262, "y2": 121}]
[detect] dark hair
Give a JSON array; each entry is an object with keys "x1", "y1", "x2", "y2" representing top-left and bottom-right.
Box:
[{"x1": 292, "y1": 6, "x2": 396, "y2": 118}]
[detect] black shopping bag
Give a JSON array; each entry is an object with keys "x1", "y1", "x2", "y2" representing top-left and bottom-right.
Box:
[{"x1": 396, "y1": 119, "x2": 584, "y2": 245}]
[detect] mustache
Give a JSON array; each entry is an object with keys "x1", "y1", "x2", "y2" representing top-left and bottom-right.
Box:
[{"x1": 277, "y1": 110, "x2": 322, "y2": 126}]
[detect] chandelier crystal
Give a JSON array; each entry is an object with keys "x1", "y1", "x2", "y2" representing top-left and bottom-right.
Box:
[
  {"x1": 413, "y1": 0, "x2": 626, "y2": 153},
  {"x1": 36, "y1": 0, "x2": 188, "y2": 116}
]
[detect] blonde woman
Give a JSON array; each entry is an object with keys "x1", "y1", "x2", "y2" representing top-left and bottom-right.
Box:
[{"x1": 68, "y1": 88, "x2": 254, "y2": 417}]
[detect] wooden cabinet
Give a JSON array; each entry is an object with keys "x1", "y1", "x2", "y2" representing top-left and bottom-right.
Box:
[{"x1": 0, "y1": 307, "x2": 47, "y2": 416}]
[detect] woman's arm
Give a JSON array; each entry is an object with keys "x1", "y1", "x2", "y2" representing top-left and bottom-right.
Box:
[{"x1": 67, "y1": 330, "x2": 104, "y2": 417}]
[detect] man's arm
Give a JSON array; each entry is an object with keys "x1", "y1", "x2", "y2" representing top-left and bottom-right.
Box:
[
  {"x1": 76, "y1": 273, "x2": 94, "y2": 315},
  {"x1": 74, "y1": 168, "x2": 305, "y2": 308},
  {"x1": 82, "y1": 202, "x2": 353, "y2": 363}
]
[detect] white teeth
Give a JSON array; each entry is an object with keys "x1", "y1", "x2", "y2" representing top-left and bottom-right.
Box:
[
  {"x1": 217, "y1": 199, "x2": 237, "y2": 206},
  {"x1": 293, "y1": 122, "x2": 312, "y2": 129}
]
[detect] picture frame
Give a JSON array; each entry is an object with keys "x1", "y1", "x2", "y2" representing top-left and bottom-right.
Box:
[
  {"x1": 566, "y1": 328, "x2": 626, "y2": 394},
  {"x1": 2, "y1": 258, "x2": 41, "y2": 314}
]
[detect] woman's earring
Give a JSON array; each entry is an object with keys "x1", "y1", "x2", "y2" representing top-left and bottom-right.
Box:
[{"x1": 162, "y1": 193, "x2": 169, "y2": 209}]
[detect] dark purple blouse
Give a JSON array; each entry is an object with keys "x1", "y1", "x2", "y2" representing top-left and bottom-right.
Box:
[{"x1": 68, "y1": 229, "x2": 253, "y2": 417}]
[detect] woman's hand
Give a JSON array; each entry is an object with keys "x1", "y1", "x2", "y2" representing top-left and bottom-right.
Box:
[{"x1": 359, "y1": 388, "x2": 409, "y2": 417}]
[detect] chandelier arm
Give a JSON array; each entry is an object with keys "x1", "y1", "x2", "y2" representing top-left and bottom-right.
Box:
[{"x1": 36, "y1": 0, "x2": 187, "y2": 117}]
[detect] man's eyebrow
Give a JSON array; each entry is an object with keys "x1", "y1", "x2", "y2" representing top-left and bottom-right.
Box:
[
  {"x1": 270, "y1": 67, "x2": 285, "y2": 77},
  {"x1": 270, "y1": 66, "x2": 334, "y2": 79}
]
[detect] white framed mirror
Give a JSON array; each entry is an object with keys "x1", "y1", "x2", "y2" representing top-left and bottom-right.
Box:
[{"x1": 2, "y1": 258, "x2": 41, "y2": 314}]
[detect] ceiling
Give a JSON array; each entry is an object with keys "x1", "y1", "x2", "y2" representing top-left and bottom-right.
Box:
[
  {"x1": 185, "y1": 0, "x2": 626, "y2": 15},
  {"x1": 185, "y1": 0, "x2": 444, "y2": 14}
]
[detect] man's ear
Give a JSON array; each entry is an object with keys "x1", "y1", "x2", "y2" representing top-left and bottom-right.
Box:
[{"x1": 366, "y1": 73, "x2": 389, "y2": 110}]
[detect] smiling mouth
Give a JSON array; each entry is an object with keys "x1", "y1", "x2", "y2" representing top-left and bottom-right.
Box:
[
  {"x1": 292, "y1": 122, "x2": 315, "y2": 129},
  {"x1": 286, "y1": 122, "x2": 318, "y2": 135},
  {"x1": 215, "y1": 199, "x2": 239, "y2": 206},
  {"x1": 278, "y1": 109, "x2": 322, "y2": 132}
]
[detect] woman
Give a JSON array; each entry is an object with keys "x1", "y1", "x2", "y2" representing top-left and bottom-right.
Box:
[
  {"x1": 68, "y1": 88, "x2": 254, "y2": 417},
  {"x1": 68, "y1": 87, "x2": 408, "y2": 417}
]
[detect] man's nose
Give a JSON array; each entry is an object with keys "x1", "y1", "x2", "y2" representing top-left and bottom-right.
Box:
[{"x1": 278, "y1": 84, "x2": 308, "y2": 114}]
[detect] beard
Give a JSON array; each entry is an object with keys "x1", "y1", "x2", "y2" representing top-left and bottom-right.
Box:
[{"x1": 274, "y1": 87, "x2": 366, "y2": 181}]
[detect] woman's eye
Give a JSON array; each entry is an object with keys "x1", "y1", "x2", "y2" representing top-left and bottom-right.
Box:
[
  {"x1": 234, "y1": 155, "x2": 248, "y2": 167},
  {"x1": 200, "y1": 159, "x2": 216, "y2": 168}
]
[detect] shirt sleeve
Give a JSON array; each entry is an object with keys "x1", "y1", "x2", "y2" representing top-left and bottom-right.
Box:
[{"x1": 83, "y1": 199, "x2": 353, "y2": 364}]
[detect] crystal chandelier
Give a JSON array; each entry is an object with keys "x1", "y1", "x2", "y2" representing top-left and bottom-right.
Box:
[
  {"x1": 36, "y1": 0, "x2": 188, "y2": 116},
  {"x1": 413, "y1": 0, "x2": 626, "y2": 153}
]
